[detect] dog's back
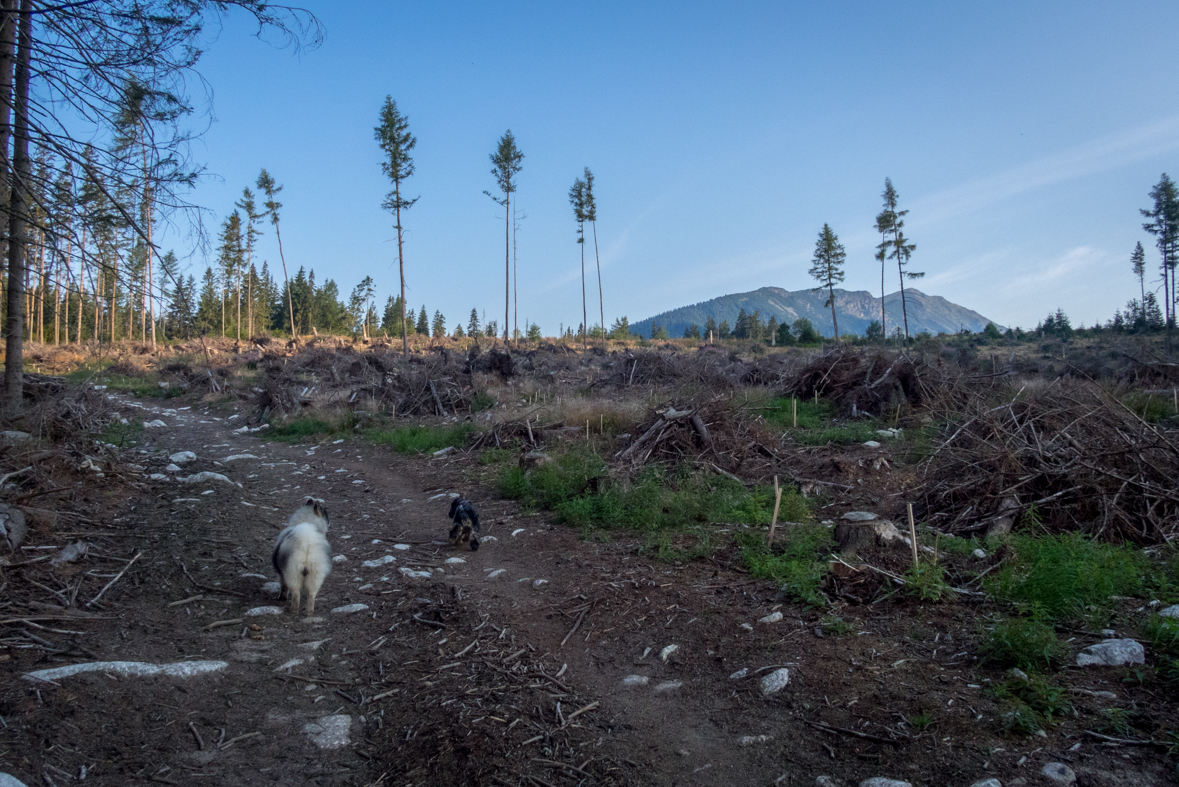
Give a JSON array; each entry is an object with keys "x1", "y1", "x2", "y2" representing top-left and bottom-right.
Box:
[
  {"x1": 448, "y1": 497, "x2": 481, "y2": 551},
  {"x1": 273, "y1": 498, "x2": 332, "y2": 615}
]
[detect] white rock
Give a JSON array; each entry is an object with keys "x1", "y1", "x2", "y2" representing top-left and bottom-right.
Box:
[
  {"x1": 0, "y1": 774, "x2": 30, "y2": 787},
  {"x1": 165, "y1": 463, "x2": 182, "y2": 473},
  {"x1": 24, "y1": 660, "x2": 227, "y2": 682},
  {"x1": 143, "y1": 419, "x2": 168, "y2": 428},
  {"x1": 481, "y1": 536, "x2": 498, "y2": 544},
  {"x1": 393, "y1": 544, "x2": 411, "y2": 551},
  {"x1": 241, "y1": 572, "x2": 267, "y2": 579},
  {"x1": 486, "y1": 569, "x2": 507, "y2": 579},
  {"x1": 972, "y1": 548, "x2": 987, "y2": 559},
  {"x1": 815, "y1": 778, "x2": 840, "y2": 787},
  {"x1": 261, "y1": 581, "x2": 281, "y2": 597},
  {"x1": 223, "y1": 454, "x2": 258, "y2": 461},
  {"x1": 739, "y1": 623, "x2": 754, "y2": 632},
  {"x1": 331, "y1": 603, "x2": 369, "y2": 615},
  {"x1": 760, "y1": 668, "x2": 790, "y2": 696},
  {"x1": 859, "y1": 780, "x2": 912, "y2": 787},
  {"x1": 660, "y1": 644, "x2": 679, "y2": 662},
  {"x1": 427, "y1": 492, "x2": 450, "y2": 501},
  {"x1": 0, "y1": 431, "x2": 31, "y2": 445},
  {"x1": 432, "y1": 446, "x2": 456, "y2": 457},
  {"x1": 148, "y1": 473, "x2": 169, "y2": 481},
  {"x1": 177, "y1": 471, "x2": 239, "y2": 487},
  {"x1": 862, "y1": 440, "x2": 882, "y2": 448},
  {"x1": 303, "y1": 714, "x2": 351, "y2": 750},
  {"x1": 841, "y1": 511, "x2": 879, "y2": 522},
  {"x1": 399, "y1": 567, "x2": 432, "y2": 580},
  {"x1": 302, "y1": 616, "x2": 324, "y2": 623},
  {"x1": 362, "y1": 555, "x2": 396, "y2": 568},
  {"x1": 738, "y1": 734, "x2": 771, "y2": 746},
  {"x1": 511, "y1": 528, "x2": 526, "y2": 537},
  {"x1": 1076, "y1": 639, "x2": 1145, "y2": 667},
  {"x1": 332, "y1": 555, "x2": 348, "y2": 563},
  {"x1": 244, "y1": 606, "x2": 283, "y2": 616},
  {"x1": 1101, "y1": 628, "x2": 1116, "y2": 638},
  {"x1": 622, "y1": 674, "x2": 649, "y2": 686},
  {"x1": 532, "y1": 579, "x2": 549, "y2": 589},
  {"x1": 729, "y1": 668, "x2": 749, "y2": 680},
  {"x1": 274, "y1": 658, "x2": 304, "y2": 672},
  {"x1": 758, "y1": 611, "x2": 784, "y2": 624},
  {"x1": 1158, "y1": 605, "x2": 1179, "y2": 619},
  {"x1": 298, "y1": 639, "x2": 330, "y2": 651},
  {"x1": 444, "y1": 557, "x2": 466, "y2": 565},
  {"x1": 170, "y1": 451, "x2": 197, "y2": 465},
  {"x1": 969, "y1": 780, "x2": 1003, "y2": 787},
  {"x1": 653, "y1": 680, "x2": 683, "y2": 692},
  {"x1": 1040, "y1": 763, "x2": 1076, "y2": 785}
]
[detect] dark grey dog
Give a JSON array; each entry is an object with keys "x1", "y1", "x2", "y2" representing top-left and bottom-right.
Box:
[{"x1": 448, "y1": 497, "x2": 481, "y2": 551}]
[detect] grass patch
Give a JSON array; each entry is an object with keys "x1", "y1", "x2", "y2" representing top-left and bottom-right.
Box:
[
  {"x1": 907, "y1": 712, "x2": 935, "y2": 731},
  {"x1": 642, "y1": 527, "x2": 718, "y2": 563},
  {"x1": 98, "y1": 418, "x2": 143, "y2": 447},
  {"x1": 269, "y1": 417, "x2": 342, "y2": 443},
  {"x1": 820, "y1": 615, "x2": 853, "y2": 636},
  {"x1": 479, "y1": 447, "x2": 515, "y2": 465},
  {"x1": 1120, "y1": 390, "x2": 1177, "y2": 424},
  {"x1": 761, "y1": 396, "x2": 883, "y2": 445},
  {"x1": 737, "y1": 524, "x2": 831, "y2": 607},
  {"x1": 367, "y1": 423, "x2": 475, "y2": 454},
  {"x1": 987, "y1": 534, "x2": 1152, "y2": 622},
  {"x1": 979, "y1": 617, "x2": 1066, "y2": 672}
]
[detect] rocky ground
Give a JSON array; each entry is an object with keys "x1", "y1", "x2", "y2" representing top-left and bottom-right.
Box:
[{"x1": 0, "y1": 390, "x2": 1175, "y2": 786}]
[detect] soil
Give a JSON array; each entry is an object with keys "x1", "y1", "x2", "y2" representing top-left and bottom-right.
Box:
[{"x1": 0, "y1": 392, "x2": 1175, "y2": 786}]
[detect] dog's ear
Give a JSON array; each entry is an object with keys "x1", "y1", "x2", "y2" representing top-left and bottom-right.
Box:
[
  {"x1": 305, "y1": 497, "x2": 316, "y2": 507},
  {"x1": 314, "y1": 500, "x2": 328, "y2": 519},
  {"x1": 448, "y1": 498, "x2": 459, "y2": 517}
]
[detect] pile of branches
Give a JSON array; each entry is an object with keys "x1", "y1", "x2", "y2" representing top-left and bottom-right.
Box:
[
  {"x1": 615, "y1": 399, "x2": 781, "y2": 481},
  {"x1": 918, "y1": 379, "x2": 1179, "y2": 543},
  {"x1": 787, "y1": 348, "x2": 925, "y2": 416},
  {"x1": 602, "y1": 350, "x2": 737, "y2": 390}
]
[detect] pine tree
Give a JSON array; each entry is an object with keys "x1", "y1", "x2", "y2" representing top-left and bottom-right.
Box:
[
  {"x1": 734, "y1": 307, "x2": 749, "y2": 339},
  {"x1": 216, "y1": 211, "x2": 243, "y2": 338},
  {"x1": 877, "y1": 180, "x2": 922, "y2": 342},
  {"x1": 195, "y1": 266, "x2": 219, "y2": 335},
  {"x1": 1141, "y1": 173, "x2": 1179, "y2": 350},
  {"x1": 416, "y1": 305, "x2": 428, "y2": 336},
  {"x1": 683, "y1": 324, "x2": 701, "y2": 339},
  {"x1": 236, "y1": 188, "x2": 263, "y2": 339},
  {"x1": 467, "y1": 307, "x2": 481, "y2": 339},
  {"x1": 1131, "y1": 241, "x2": 1147, "y2": 323},
  {"x1": 766, "y1": 315, "x2": 778, "y2": 345},
  {"x1": 704, "y1": 316, "x2": 717, "y2": 342},
  {"x1": 375, "y1": 96, "x2": 418, "y2": 355},
  {"x1": 808, "y1": 224, "x2": 847, "y2": 342},
  {"x1": 486, "y1": 130, "x2": 523, "y2": 345},
  {"x1": 718, "y1": 320, "x2": 731, "y2": 340},
  {"x1": 431, "y1": 310, "x2": 446, "y2": 338},
  {"x1": 873, "y1": 178, "x2": 898, "y2": 339}
]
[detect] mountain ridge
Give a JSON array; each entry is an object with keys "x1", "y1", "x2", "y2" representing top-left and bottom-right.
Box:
[{"x1": 630, "y1": 286, "x2": 999, "y2": 339}]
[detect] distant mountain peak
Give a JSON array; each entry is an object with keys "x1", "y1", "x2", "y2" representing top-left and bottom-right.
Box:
[{"x1": 631, "y1": 286, "x2": 998, "y2": 339}]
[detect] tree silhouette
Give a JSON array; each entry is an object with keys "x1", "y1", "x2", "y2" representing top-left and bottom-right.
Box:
[
  {"x1": 808, "y1": 224, "x2": 847, "y2": 342},
  {"x1": 486, "y1": 131, "x2": 523, "y2": 345},
  {"x1": 375, "y1": 96, "x2": 418, "y2": 355}
]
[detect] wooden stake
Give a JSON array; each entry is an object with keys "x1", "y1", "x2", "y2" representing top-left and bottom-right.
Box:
[
  {"x1": 586, "y1": 420, "x2": 590, "y2": 440},
  {"x1": 907, "y1": 503, "x2": 918, "y2": 567},
  {"x1": 792, "y1": 397, "x2": 797, "y2": 428},
  {"x1": 766, "y1": 476, "x2": 783, "y2": 547}
]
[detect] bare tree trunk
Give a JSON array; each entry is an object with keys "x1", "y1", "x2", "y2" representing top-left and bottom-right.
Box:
[
  {"x1": 395, "y1": 186, "x2": 407, "y2": 357},
  {"x1": 880, "y1": 253, "x2": 886, "y2": 340},
  {"x1": 504, "y1": 191, "x2": 510, "y2": 346},
  {"x1": 0, "y1": 0, "x2": 15, "y2": 351},
  {"x1": 274, "y1": 221, "x2": 296, "y2": 339},
  {"x1": 829, "y1": 284, "x2": 839, "y2": 343},
  {"x1": 592, "y1": 219, "x2": 604, "y2": 348},
  {"x1": 580, "y1": 223, "x2": 587, "y2": 351},
  {"x1": 898, "y1": 258, "x2": 909, "y2": 343},
  {"x1": 3, "y1": 0, "x2": 30, "y2": 414},
  {"x1": 512, "y1": 200, "x2": 517, "y2": 343}
]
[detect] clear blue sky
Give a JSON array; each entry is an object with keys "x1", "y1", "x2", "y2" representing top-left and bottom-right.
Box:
[{"x1": 165, "y1": 1, "x2": 1179, "y2": 334}]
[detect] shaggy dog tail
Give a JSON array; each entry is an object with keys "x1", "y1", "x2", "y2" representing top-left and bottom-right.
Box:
[{"x1": 272, "y1": 523, "x2": 332, "y2": 615}]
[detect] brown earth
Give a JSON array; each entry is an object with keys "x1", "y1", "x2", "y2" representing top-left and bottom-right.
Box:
[{"x1": 0, "y1": 392, "x2": 1175, "y2": 787}]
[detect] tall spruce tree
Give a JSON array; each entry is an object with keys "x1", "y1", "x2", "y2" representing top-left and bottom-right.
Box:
[
  {"x1": 486, "y1": 131, "x2": 523, "y2": 345},
  {"x1": 583, "y1": 168, "x2": 605, "y2": 348},
  {"x1": 568, "y1": 175, "x2": 588, "y2": 350},
  {"x1": 375, "y1": 96, "x2": 417, "y2": 355},
  {"x1": 256, "y1": 169, "x2": 297, "y2": 338},
  {"x1": 808, "y1": 224, "x2": 847, "y2": 342},
  {"x1": 416, "y1": 305, "x2": 428, "y2": 336},
  {"x1": 235, "y1": 188, "x2": 262, "y2": 339},
  {"x1": 873, "y1": 178, "x2": 898, "y2": 339},
  {"x1": 1141, "y1": 173, "x2": 1179, "y2": 351},
  {"x1": 877, "y1": 180, "x2": 922, "y2": 342}
]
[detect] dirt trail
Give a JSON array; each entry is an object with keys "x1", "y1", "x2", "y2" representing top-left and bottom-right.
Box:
[{"x1": 1, "y1": 395, "x2": 1169, "y2": 786}]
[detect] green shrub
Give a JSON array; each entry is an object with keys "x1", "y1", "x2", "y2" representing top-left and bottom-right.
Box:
[
  {"x1": 737, "y1": 525, "x2": 832, "y2": 607},
  {"x1": 991, "y1": 673, "x2": 1071, "y2": 736},
  {"x1": 907, "y1": 712, "x2": 935, "y2": 731},
  {"x1": 988, "y1": 534, "x2": 1150, "y2": 622},
  {"x1": 820, "y1": 615, "x2": 852, "y2": 636},
  {"x1": 366, "y1": 423, "x2": 474, "y2": 454},
  {"x1": 1140, "y1": 614, "x2": 1179, "y2": 657},
  {"x1": 979, "y1": 617, "x2": 1065, "y2": 672},
  {"x1": 904, "y1": 561, "x2": 951, "y2": 602},
  {"x1": 471, "y1": 391, "x2": 496, "y2": 412},
  {"x1": 479, "y1": 448, "x2": 515, "y2": 465}
]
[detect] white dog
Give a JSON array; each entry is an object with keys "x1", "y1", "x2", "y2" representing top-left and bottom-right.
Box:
[{"x1": 272, "y1": 498, "x2": 331, "y2": 615}]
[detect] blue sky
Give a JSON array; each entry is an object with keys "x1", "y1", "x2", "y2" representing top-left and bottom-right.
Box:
[{"x1": 164, "y1": 1, "x2": 1179, "y2": 334}]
